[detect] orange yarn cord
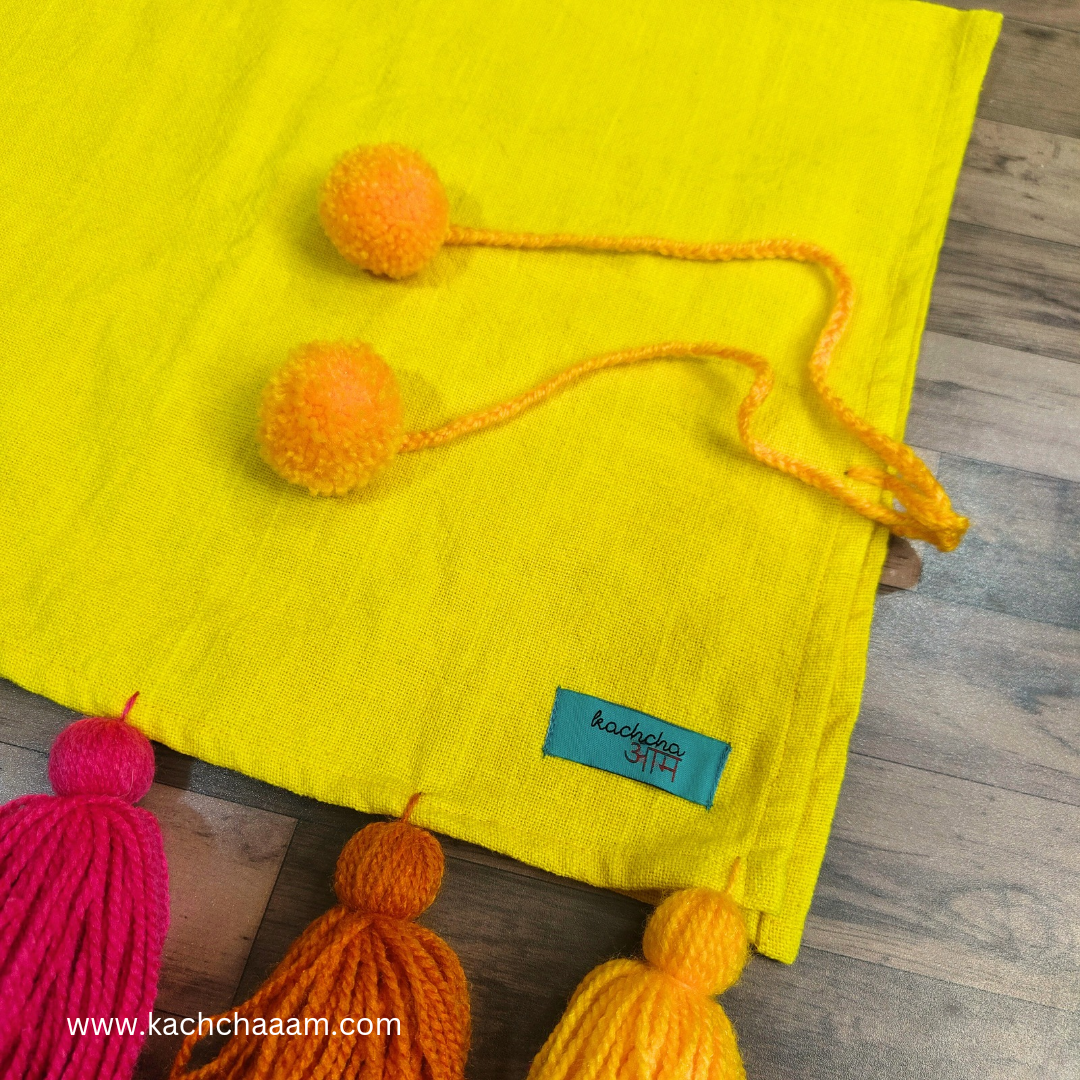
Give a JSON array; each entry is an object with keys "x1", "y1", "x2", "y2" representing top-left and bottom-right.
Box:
[{"x1": 399, "y1": 226, "x2": 967, "y2": 551}]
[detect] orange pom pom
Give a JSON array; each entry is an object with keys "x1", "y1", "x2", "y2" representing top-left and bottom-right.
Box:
[
  {"x1": 257, "y1": 341, "x2": 404, "y2": 495},
  {"x1": 320, "y1": 143, "x2": 450, "y2": 278}
]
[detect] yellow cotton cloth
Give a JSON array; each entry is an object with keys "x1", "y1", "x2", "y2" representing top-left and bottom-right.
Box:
[{"x1": 0, "y1": 0, "x2": 998, "y2": 961}]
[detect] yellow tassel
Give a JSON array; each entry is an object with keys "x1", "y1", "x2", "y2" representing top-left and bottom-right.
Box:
[{"x1": 528, "y1": 885, "x2": 748, "y2": 1080}]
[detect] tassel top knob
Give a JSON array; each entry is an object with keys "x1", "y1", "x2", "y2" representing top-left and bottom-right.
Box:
[
  {"x1": 642, "y1": 887, "x2": 749, "y2": 995},
  {"x1": 333, "y1": 798, "x2": 445, "y2": 919},
  {"x1": 48, "y1": 694, "x2": 155, "y2": 803}
]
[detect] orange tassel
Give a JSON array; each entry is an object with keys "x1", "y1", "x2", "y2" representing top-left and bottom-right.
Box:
[
  {"x1": 169, "y1": 794, "x2": 469, "y2": 1080},
  {"x1": 527, "y1": 880, "x2": 748, "y2": 1080}
]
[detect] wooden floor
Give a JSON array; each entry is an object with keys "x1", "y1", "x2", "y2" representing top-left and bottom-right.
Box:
[{"x1": 2, "y1": 2, "x2": 1079, "y2": 1076}]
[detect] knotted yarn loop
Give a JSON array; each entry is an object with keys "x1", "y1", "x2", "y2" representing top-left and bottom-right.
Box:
[{"x1": 433, "y1": 227, "x2": 969, "y2": 552}]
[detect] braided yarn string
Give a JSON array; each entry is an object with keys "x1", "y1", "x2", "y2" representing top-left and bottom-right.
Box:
[
  {"x1": 0, "y1": 700, "x2": 168, "y2": 1080},
  {"x1": 169, "y1": 796, "x2": 469, "y2": 1080},
  {"x1": 426, "y1": 226, "x2": 965, "y2": 551},
  {"x1": 263, "y1": 143, "x2": 968, "y2": 549}
]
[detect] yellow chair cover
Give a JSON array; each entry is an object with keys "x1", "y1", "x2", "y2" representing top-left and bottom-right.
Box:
[{"x1": 0, "y1": 0, "x2": 999, "y2": 961}]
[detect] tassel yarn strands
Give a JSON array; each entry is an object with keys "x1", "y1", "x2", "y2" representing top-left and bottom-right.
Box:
[
  {"x1": 0, "y1": 693, "x2": 169, "y2": 1080},
  {"x1": 528, "y1": 884, "x2": 750, "y2": 1080},
  {"x1": 170, "y1": 793, "x2": 469, "y2": 1080}
]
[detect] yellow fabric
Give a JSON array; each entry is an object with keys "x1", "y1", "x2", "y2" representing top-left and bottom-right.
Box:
[{"x1": 0, "y1": 0, "x2": 998, "y2": 962}]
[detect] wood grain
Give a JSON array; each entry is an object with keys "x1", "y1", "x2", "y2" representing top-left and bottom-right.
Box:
[
  {"x1": 877, "y1": 536, "x2": 922, "y2": 593},
  {"x1": 145, "y1": 785, "x2": 295, "y2": 1017},
  {"x1": 427, "y1": 854, "x2": 649, "y2": 1080},
  {"x1": 937, "y1": 1, "x2": 1080, "y2": 35},
  {"x1": 152, "y1": 739, "x2": 355, "y2": 828},
  {"x1": 927, "y1": 220, "x2": 1080, "y2": 362},
  {"x1": 858, "y1": 591, "x2": 1080, "y2": 805},
  {"x1": 907, "y1": 332, "x2": 1080, "y2": 481},
  {"x1": 725, "y1": 945, "x2": 1080, "y2": 1080},
  {"x1": 232, "y1": 817, "x2": 351, "y2": 1005},
  {"x1": 134, "y1": 1015, "x2": 186, "y2": 1080},
  {"x1": 0, "y1": 739, "x2": 50, "y2": 799},
  {"x1": 953, "y1": 119, "x2": 1080, "y2": 245},
  {"x1": 917, "y1": 454, "x2": 1080, "y2": 629},
  {"x1": 806, "y1": 754, "x2": 1080, "y2": 1011},
  {"x1": 0, "y1": 679, "x2": 75, "y2": 754},
  {"x1": 979, "y1": 20, "x2": 1080, "y2": 139},
  {"x1": 725, "y1": 946, "x2": 1080, "y2": 1080}
]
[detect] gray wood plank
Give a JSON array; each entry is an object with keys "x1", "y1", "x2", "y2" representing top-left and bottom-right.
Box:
[
  {"x1": 927, "y1": 220, "x2": 1080, "y2": 362},
  {"x1": 0, "y1": 739, "x2": 50, "y2": 799},
  {"x1": 0, "y1": 680, "x2": 75, "y2": 753},
  {"x1": 134, "y1": 1015, "x2": 185, "y2": 1080},
  {"x1": 805, "y1": 753, "x2": 1080, "y2": 1011},
  {"x1": 979, "y1": 20, "x2": 1080, "y2": 139},
  {"x1": 145, "y1": 785, "x2": 295, "y2": 1017},
  {"x1": 859, "y1": 591, "x2": 1080, "y2": 805},
  {"x1": 725, "y1": 945, "x2": 1080, "y2": 1080},
  {"x1": 953, "y1": 119, "x2": 1080, "y2": 245},
  {"x1": 906, "y1": 332, "x2": 1080, "y2": 481},
  {"x1": 916, "y1": 454, "x2": 1080, "y2": 629},
  {"x1": 939, "y1": 1, "x2": 1080, "y2": 34}
]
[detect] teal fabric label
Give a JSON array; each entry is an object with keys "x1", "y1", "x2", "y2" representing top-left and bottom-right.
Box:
[{"x1": 543, "y1": 688, "x2": 731, "y2": 808}]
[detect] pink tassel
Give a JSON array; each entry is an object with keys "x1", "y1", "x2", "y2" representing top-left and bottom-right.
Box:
[{"x1": 0, "y1": 693, "x2": 169, "y2": 1079}]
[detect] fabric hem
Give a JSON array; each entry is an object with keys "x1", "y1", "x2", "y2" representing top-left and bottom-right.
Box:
[{"x1": 750, "y1": 7, "x2": 1004, "y2": 963}]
